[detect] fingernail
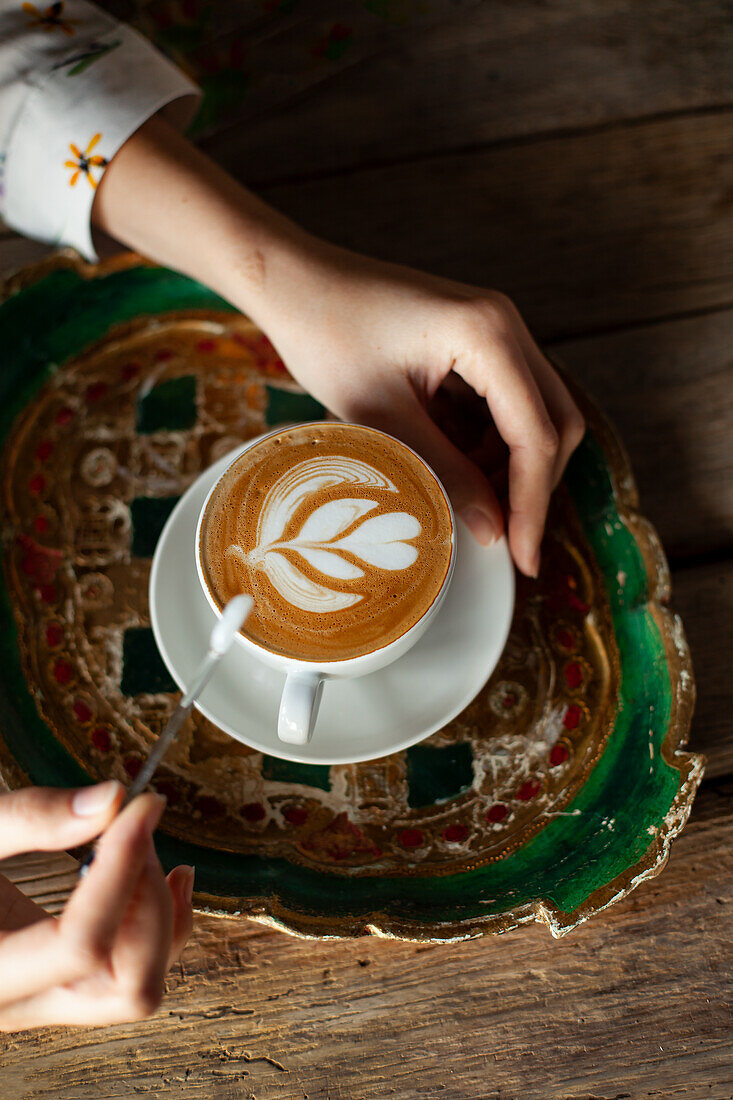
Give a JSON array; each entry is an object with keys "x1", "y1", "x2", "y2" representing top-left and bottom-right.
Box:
[
  {"x1": 529, "y1": 549, "x2": 541, "y2": 578},
  {"x1": 182, "y1": 865, "x2": 195, "y2": 905},
  {"x1": 72, "y1": 780, "x2": 121, "y2": 817},
  {"x1": 462, "y1": 506, "x2": 498, "y2": 545}
]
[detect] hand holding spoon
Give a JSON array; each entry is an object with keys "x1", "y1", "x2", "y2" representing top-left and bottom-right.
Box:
[{"x1": 78, "y1": 595, "x2": 253, "y2": 876}]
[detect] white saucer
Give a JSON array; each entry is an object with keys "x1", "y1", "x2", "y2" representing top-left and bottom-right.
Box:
[{"x1": 150, "y1": 446, "x2": 515, "y2": 765}]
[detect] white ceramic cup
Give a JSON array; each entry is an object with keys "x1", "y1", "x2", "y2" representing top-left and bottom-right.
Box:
[{"x1": 195, "y1": 424, "x2": 456, "y2": 746}]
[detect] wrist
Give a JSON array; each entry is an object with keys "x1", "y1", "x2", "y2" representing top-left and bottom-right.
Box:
[
  {"x1": 215, "y1": 211, "x2": 320, "y2": 331},
  {"x1": 95, "y1": 116, "x2": 319, "y2": 332}
]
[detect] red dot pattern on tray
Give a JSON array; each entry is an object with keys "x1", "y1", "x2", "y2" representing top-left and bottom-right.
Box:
[
  {"x1": 443, "y1": 823, "x2": 469, "y2": 843},
  {"x1": 564, "y1": 661, "x2": 584, "y2": 689},
  {"x1": 241, "y1": 802, "x2": 266, "y2": 822},
  {"x1": 486, "y1": 804, "x2": 508, "y2": 823},
  {"x1": 72, "y1": 698, "x2": 92, "y2": 724},
  {"x1": 399, "y1": 828, "x2": 424, "y2": 849},
  {"x1": 124, "y1": 756, "x2": 142, "y2": 778},
  {"x1": 517, "y1": 779, "x2": 541, "y2": 802},
  {"x1": 563, "y1": 704, "x2": 582, "y2": 730},
  {"x1": 283, "y1": 805, "x2": 308, "y2": 826},
  {"x1": 91, "y1": 726, "x2": 111, "y2": 752},
  {"x1": 550, "y1": 743, "x2": 570, "y2": 767},
  {"x1": 53, "y1": 658, "x2": 73, "y2": 685}
]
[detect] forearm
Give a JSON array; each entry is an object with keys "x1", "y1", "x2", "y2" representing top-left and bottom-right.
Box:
[
  {"x1": 92, "y1": 116, "x2": 316, "y2": 332},
  {"x1": 92, "y1": 114, "x2": 584, "y2": 574}
]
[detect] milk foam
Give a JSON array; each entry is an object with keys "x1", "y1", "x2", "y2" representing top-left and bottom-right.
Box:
[
  {"x1": 199, "y1": 423, "x2": 453, "y2": 662},
  {"x1": 258, "y1": 456, "x2": 398, "y2": 545},
  {"x1": 225, "y1": 458, "x2": 423, "y2": 613}
]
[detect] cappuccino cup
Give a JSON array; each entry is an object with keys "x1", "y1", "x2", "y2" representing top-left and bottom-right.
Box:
[{"x1": 196, "y1": 422, "x2": 455, "y2": 745}]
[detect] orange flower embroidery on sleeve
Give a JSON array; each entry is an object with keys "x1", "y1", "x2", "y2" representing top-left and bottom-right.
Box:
[
  {"x1": 65, "y1": 134, "x2": 108, "y2": 189},
  {"x1": 23, "y1": 1, "x2": 78, "y2": 35}
]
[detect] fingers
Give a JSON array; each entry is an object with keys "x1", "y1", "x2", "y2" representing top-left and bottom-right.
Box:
[
  {"x1": 0, "y1": 916, "x2": 74, "y2": 1007},
  {"x1": 364, "y1": 391, "x2": 505, "y2": 545},
  {"x1": 507, "y1": 443, "x2": 555, "y2": 578},
  {"x1": 0, "y1": 855, "x2": 194, "y2": 1030},
  {"x1": 500, "y1": 298, "x2": 586, "y2": 487},
  {"x1": 43, "y1": 855, "x2": 191, "y2": 1026},
  {"x1": 107, "y1": 834, "x2": 174, "y2": 1018},
  {"x1": 0, "y1": 782, "x2": 125, "y2": 859},
  {"x1": 60, "y1": 794, "x2": 166, "y2": 978},
  {"x1": 455, "y1": 298, "x2": 584, "y2": 576},
  {"x1": 166, "y1": 864, "x2": 195, "y2": 966},
  {"x1": 0, "y1": 795, "x2": 165, "y2": 1008},
  {"x1": 459, "y1": 321, "x2": 557, "y2": 575},
  {"x1": 522, "y1": 352, "x2": 586, "y2": 487}
]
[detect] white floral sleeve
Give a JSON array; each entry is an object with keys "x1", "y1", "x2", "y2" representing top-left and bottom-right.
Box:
[{"x1": 0, "y1": 0, "x2": 200, "y2": 259}]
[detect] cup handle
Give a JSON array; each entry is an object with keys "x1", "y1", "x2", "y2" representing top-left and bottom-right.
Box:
[{"x1": 278, "y1": 672, "x2": 324, "y2": 745}]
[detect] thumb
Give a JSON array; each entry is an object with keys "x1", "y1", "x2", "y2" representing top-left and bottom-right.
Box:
[
  {"x1": 0, "y1": 782, "x2": 125, "y2": 859},
  {"x1": 368, "y1": 396, "x2": 504, "y2": 545}
]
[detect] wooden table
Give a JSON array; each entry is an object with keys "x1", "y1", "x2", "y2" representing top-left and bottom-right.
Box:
[{"x1": 2, "y1": 4, "x2": 732, "y2": 1096}]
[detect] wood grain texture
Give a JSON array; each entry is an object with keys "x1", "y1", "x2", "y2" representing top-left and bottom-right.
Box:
[
  {"x1": 207, "y1": 0, "x2": 733, "y2": 182},
  {"x1": 0, "y1": 2, "x2": 730, "y2": 1084},
  {"x1": 2, "y1": 779, "x2": 732, "y2": 1099},
  {"x1": 554, "y1": 308, "x2": 733, "y2": 558},
  {"x1": 257, "y1": 112, "x2": 733, "y2": 341}
]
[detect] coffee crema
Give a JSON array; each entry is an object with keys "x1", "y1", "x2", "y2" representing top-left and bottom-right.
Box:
[{"x1": 199, "y1": 423, "x2": 453, "y2": 661}]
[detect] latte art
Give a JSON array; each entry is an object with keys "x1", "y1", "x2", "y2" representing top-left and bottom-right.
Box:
[
  {"x1": 199, "y1": 423, "x2": 453, "y2": 661},
  {"x1": 227, "y1": 456, "x2": 422, "y2": 613}
]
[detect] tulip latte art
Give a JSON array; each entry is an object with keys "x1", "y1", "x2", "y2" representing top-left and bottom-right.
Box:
[{"x1": 199, "y1": 423, "x2": 453, "y2": 660}]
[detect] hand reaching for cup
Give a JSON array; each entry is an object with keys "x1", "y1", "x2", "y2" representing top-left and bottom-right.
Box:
[
  {"x1": 248, "y1": 247, "x2": 587, "y2": 578},
  {"x1": 93, "y1": 116, "x2": 586, "y2": 579},
  {"x1": 0, "y1": 782, "x2": 193, "y2": 1031}
]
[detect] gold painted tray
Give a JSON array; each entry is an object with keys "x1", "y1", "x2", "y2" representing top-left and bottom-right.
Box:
[{"x1": 0, "y1": 254, "x2": 702, "y2": 939}]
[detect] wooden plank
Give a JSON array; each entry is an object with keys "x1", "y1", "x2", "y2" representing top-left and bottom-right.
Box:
[
  {"x1": 2, "y1": 779, "x2": 732, "y2": 1099},
  {"x1": 554, "y1": 308, "x2": 733, "y2": 558},
  {"x1": 206, "y1": 0, "x2": 733, "y2": 182},
  {"x1": 256, "y1": 113, "x2": 733, "y2": 340}
]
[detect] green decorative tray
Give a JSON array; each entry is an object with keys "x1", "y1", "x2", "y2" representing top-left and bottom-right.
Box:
[{"x1": 0, "y1": 254, "x2": 702, "y2": 939}]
